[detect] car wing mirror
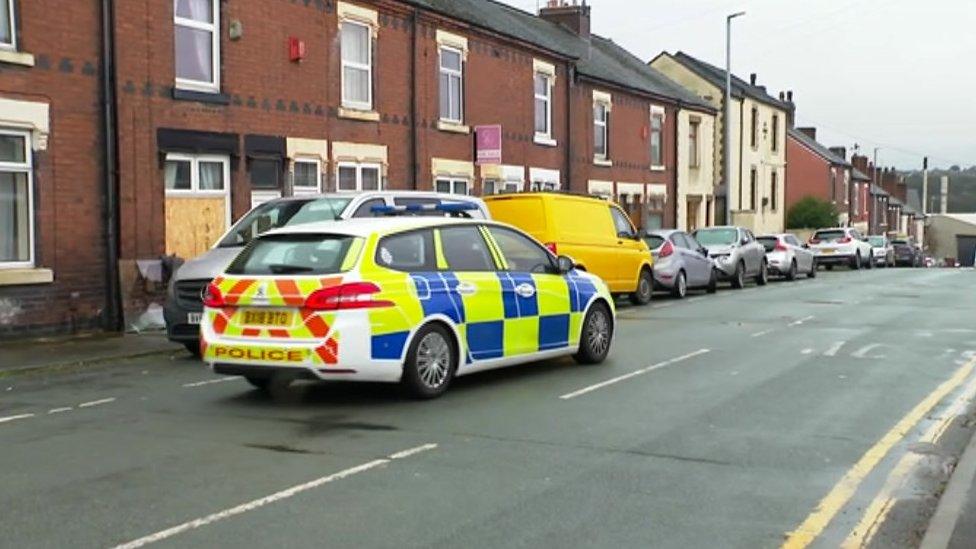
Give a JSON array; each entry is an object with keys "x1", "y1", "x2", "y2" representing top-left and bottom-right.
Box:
[{"x1": 556, "y1": 255, "x2": 576, "y2": 274}]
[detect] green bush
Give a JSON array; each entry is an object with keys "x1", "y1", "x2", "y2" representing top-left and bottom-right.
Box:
[{"x1": 786, "y1": 196, "x2": 839, "y2": 229}]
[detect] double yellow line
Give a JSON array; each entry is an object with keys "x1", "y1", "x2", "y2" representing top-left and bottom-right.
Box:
[{"x1": 782, "y1": 356, "x2": 976, "y2": 549}]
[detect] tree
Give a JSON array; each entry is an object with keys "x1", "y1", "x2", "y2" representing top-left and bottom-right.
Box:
[{"x1": 786, "y1": 196, "x2": 839, "y2": 229}]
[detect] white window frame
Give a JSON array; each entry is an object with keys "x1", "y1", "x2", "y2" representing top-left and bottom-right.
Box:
[
  {"x1": 340, "y1": 20, "x2": 374, "y2": 111},
  {"x1": 292, "y1": 157, "x2": 322, "y2": 195},
  {"x1": 0, "y1": 128, "x2": 33, "y2": 268},
  {"x1": 594, "y1": 102, "x2": 609, "y2": 160},
  {"x1": 688, "y1": 118, "x2": 700, "y2": 168},
  {"x1": 164, "y1": 153, "x2": 230, "y2": 197},
  {"x1": 1, "y1": 0, "x2": 17, "y2": 51},
  {"x1": 336, "y1": 161, "x2": 382, "y2": 192},
  {"x1": 534, "y1": 72, "x2": 553, "y2": 142},
  {"x1": 435, "y1": 177, "x2": 470, "y2": 196},
  {"x1": 438, "y1": 45, "x2": 464, "y2": 124},
  {"x1": 173, "y1": 0, "x2": 221, "y2": 93},
  {"x1": 650, "y1": 106, "x2": 665, "y2": 169}
]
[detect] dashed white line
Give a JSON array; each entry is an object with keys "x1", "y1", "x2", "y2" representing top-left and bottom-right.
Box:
[
  {"x1": 559, "y1": 349, "x2": 711, "y2": 400},
  {"x1": 111, "y1": 443, "x2": 438, "y2": 549},
  {"x1": 47, "y1": 407, "x2": 73, "y2": 414},
  {"x1": 751, "y1": 329, "x2": 773, "y2": 338},
  {"x1": 824, "y1": 341, "x2": 846, "y2": 357},
  {"x1": 0, "y1": 413, "x2": 35, "y2": 424},
  {"x1": 801, "y1": 348, "x2": 814, "y2": 355},
  {"x1": 77, "y1": 398, "x2": 116, "y2": 408},
  {"x1": 852, "y1": 343, "x2": 885, "y2": 359},
  {"x1": 789, "y1": 315, "x2": 815, "y2": 327},
  {"x1": 651, "y1": 302, "x2": 676, "y2": 309},
  {"x1": 182, "y1": 377, "x2": 240, "y2": 388}
]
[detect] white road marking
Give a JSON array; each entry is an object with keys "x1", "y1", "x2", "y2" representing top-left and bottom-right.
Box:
[
  {"x1": 824, "y1": 341, "x2": 846, "y2": 357},
  {"x1": 852, "y1": 344, "x2": 885, "y2": 359},
  {"x1": 687, "y1": 297, "x2": 704, "y2": 303},
  {"x1": 182, "y1": 377, "x2": 240, "y2": 388},
  {"x1": 801, "y1": 349, "x2": 814, "y2": 355},
  {"x1": 789, "y1": 315, "x2": 815, "y2": 327},
  {"x1": 0, "y1": 413, "x2": 34, "y2": 424},
  {"x1": 559, "y1": 349, "x2": 711, "y2": 400},
  {"x1": 111, "y1": 443, "x2": 438, "y2": 549},
  {"x1": 77, "y1": 398, "x2": 116, "y2": 408},
  {"x1": 751, "y1": 329, "x2": 773, "y2": 338},
  {"x1": 47, "y1": 407, "x2": 73, "y2": 414},
  {"x1": 651, "y1": 301, "x2": 675, "y2": 309}
]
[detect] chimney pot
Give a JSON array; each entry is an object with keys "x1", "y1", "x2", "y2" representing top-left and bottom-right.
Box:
[
  {"x1": 750, "y1": 73, "x2": 757, "y2": 86},
  {"x1": 539, "y1": 0, "x2": 591, "y2": 38}
]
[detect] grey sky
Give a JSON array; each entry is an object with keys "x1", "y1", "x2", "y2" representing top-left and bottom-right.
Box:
[{"x1": 501, "y1": 0, "x2": 976, "y2": 170}]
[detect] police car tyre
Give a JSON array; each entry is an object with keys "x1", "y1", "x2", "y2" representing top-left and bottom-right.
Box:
[
  {"x1": 245, "y1": 376, "x2": 272, "y2": 390},
  {"x1": 402, "y1": 323, "x2": 457, "y2": 399},
  {"x1": 184, "y1": 341, "x2": 202, "y2": 358},
  {"x1": 630, "y1": 268, "x2": 653, "y2": 305},
  {"x1": 706, "y1": 269, "x2": 718, "y2": 293},
  {"x1": 574, "y1": 302, "x2": 613, "y2": 365}
]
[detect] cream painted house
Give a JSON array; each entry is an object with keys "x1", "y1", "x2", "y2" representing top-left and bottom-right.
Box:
[
  {"x1": 676, "y1": 109, "x2": 716, "y2": 232},
  {"x1": 651, "y1": 52, "x2": 791, "y2": 234}
]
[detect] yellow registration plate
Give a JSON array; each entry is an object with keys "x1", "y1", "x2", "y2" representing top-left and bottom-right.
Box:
[
  {"x1": 241, "y1": 309, "x2": 294, "y2": 327},
  {"x1": 822, "y1": 248, "x2": 835, "y2": 255}
]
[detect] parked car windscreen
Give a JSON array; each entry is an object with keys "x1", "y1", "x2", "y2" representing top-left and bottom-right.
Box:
[
  {"x1": 217, "y1": 198, "x2": 352, "y2": 248},
  {"x1": 868, "y1": 236, "x2": 886, "y2": 247},
  {"x1": 694, "y1": 228, "x2": 738, "y2": 246},
  {"x1": 643, "y1": 234, "x2": 665, "y2": 250},
  {"x1": 756, "y1": 236, "x2": 779, "y2": 252},
  {"x1": 226, "y1": 234, "x2": 358, "y2": 275},
  {"x1": 814, "y1": 230, "x2": 847, "y2": 242}
]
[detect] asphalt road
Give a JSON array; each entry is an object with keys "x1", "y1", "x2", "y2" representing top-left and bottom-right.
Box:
[{"x1": 2, "y1": 267, "x2": 975, "y2": 549}]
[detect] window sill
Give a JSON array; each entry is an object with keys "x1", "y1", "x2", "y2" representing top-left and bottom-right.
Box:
[
  {"x1": 0, "y1": 268, "x2": 54, "y2": 286},
  {"x1": 593, "y1": 158, "x2": 613, "y2": 167},
  {"x1": 533, "y1": 135, "x2": 557, "y2": 147},
  {"x1": 650, "y1": 165, "x2": 666, "y2": 172},
  {"x1": 0, "y1": 49, "x2": 35, "y2": 67},
  {"x1": 172, "y1": 88, "x2": 231, "y2": 105},
  {"x1": 338, "y1": 107, "x2": 380, "y2": 122},
  {"x1": 437, "y1": 120, "x2": 470, "y2": 134}
]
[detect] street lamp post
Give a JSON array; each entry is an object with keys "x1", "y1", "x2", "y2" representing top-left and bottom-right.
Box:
[{"x1": 724, "y1": 11, "x2": 745, "y2": 226}]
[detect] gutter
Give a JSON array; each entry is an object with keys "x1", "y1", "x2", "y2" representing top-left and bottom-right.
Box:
[
  {"x1": 100, "y1": 0, "x2": 121, "y2": 331},
  {"x1": 565, "y1": 63, "x2": 573, "y2": 191}
]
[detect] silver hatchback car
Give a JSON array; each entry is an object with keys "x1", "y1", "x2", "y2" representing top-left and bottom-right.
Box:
[
  {"x1": 693, "y1": 226, "x2": 769, "y2": 289},
  {"x1": 757, "y1": 233, "x2": 817, "y2": 280},
  {"x1": 644, "y1": 230, "x2": 717, "y2": 298}
]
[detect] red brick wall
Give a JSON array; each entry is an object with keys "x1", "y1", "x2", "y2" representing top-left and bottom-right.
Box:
[
  {"x1": 785, "y1": 133, "x2": 832, "y2": 211},
  {"x1": 0, "y1": 0, "x2": 107, "y2": 337},
  {"x1": 571, "y1": 82, "x2": 678, "y2": 229}
]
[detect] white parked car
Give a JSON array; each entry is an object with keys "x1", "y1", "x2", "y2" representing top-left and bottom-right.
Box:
[
  {"x1": 807, "y1": 227, "x2": 874, "y2": 270},
  {"x1": 756, "y1": 233, "x2": 817, "y2": 280}
]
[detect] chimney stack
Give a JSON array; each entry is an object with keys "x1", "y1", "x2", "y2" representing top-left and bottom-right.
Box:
[
  {"x1": 750, "y1": 73, "x2": 757, "y2": 86},
  {"x1": 539, "y1": 0, "x2": 591, "y2": 39},
  {"x1": 787, "y1": 90, "x2": 793, "y2": 102},
  {"x1": 941, "y1": 175, "x2": 950, "y2": 214},
  {"x1": 797, "y1": 127, "x2": 817, "y2": 141},
  {"x1": 829, "y1": 147, "x2": 847, "y2": 161}
]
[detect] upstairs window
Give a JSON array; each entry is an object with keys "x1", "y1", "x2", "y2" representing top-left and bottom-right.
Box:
[
  {"x1": 341, "y1": 20, "x2": 373, "y2": 110},
  {"x1": 750, "y1": 106, "x2": 759, "y2": 148},
  {"x1": 439, "y1": 46, "x2": 464, "y2": 124},
  {"x1": 593, "y1": 102, "x2": 609, "y2": 160},
  {"x1": 688, "y1": 118, "x2": 700, "y2": 168},
  {"x1": 174, "y1": 0, "x2": 220, "y2": 92},
  {"x1": 1, "y1": 0, "x2": 15, "y2": 50},
  {"x1": 771, "y1": 114, "x2": 779, "y2": 152},
  {"x1": 0, "y1": 129, "x2": 32, "y2": 267},
  {"x1": 534, "y1": 72, "x2": 552, "y2": 139},
  {"x1": 650, "y1": 107, "x2": 664, "y2": 167}
]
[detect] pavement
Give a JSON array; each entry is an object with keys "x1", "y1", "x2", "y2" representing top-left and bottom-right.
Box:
[
  {"x1": 0, "y1": 332, "x2": 182, "y2": 377},
  {"x1": 0, "y1": 267, "x2": 975, "y2": 548}
]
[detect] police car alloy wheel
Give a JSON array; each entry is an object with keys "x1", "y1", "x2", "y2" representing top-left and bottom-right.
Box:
[
  {"x1": 574, "y1": 303, "x2": 612, "y2": 365},
  {"x1": 402, "y1": 324, "x2": 457, "y2": 399}
]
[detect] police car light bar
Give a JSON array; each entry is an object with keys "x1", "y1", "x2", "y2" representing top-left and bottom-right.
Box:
[{"x1": 370, "y1": 202, "x2": 480, "y2": 216}]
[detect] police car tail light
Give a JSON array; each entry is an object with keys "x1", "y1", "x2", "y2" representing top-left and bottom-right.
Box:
[
  {"x1": 305, "y1": 282, "x2": 393, "y2": 311},
  {"x1": 202, "y1": 283, "x2": 225, "y2": 308},
  {"x1": 545, "y1": 242, "x2": 558, "y2": 255},
  {"x1": 659, "y1": 240, "x2": 674, "y2": 258}
]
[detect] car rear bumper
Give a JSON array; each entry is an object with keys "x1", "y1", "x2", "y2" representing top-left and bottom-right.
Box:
[
  {"x1": 164, "y1": 297, "x2": 201, "y2": 343},
  {"x1": 652, "y1": 260, "x2": 680, "y2": 289},
  {"x1": 815, "y1": 254, "x2": 856, "y2": 265},
  {"x1": 766, "y1": 251, "x2": 790, "y2": 274}
]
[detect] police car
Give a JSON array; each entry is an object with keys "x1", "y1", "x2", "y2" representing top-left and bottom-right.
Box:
[{"x1": 200, "y1": 206, "x2": 615, "y2": 398}]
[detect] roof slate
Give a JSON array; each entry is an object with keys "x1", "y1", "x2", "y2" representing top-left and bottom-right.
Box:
[
  {"x1": 405, "y1": 0, "x2": 712, "y2": 109},
  {"x1": 787, "y1": 128, "x2": 851, "y2": 168},
  {"x1": 671, "y1": 51, "x2": 792, "y2": 110}
]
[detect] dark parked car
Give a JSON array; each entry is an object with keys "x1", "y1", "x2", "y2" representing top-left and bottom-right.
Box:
[{"x1": 891, "y1": 238, "x2": 920, "y2": 267}]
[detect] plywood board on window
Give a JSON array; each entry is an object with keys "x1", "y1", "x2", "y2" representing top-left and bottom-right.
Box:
[{"x1": 164, "y1": 197, "x2": 227, "y2": 259}]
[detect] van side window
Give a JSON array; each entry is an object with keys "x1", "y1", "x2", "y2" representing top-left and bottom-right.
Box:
[
  {"x1": 376, "y1": 229, "x2": 436, "y2": 272},
  {"x1": 438, "y1": 226, "x2": 496, "y2": 271},
  {"x1": 610, "y1": 206, "x2": 636, "y2": 238},
  {"x1": 487, "y1": 226, "x2": 554, "y2": 274}
]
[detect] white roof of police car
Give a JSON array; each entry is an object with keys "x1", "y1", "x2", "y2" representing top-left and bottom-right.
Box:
[{"x1": 260, "y1": 216, "x2": 489, "y2": 238}]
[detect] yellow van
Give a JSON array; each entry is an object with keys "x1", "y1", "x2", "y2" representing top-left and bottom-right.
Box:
[{"x1": 484, "y1": 193, "x2": 653, "y2": 305}]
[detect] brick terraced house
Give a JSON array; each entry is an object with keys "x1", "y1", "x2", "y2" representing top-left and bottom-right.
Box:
[{"x1": 0, "y1": 0, "x2": 715, "y2": 338}]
